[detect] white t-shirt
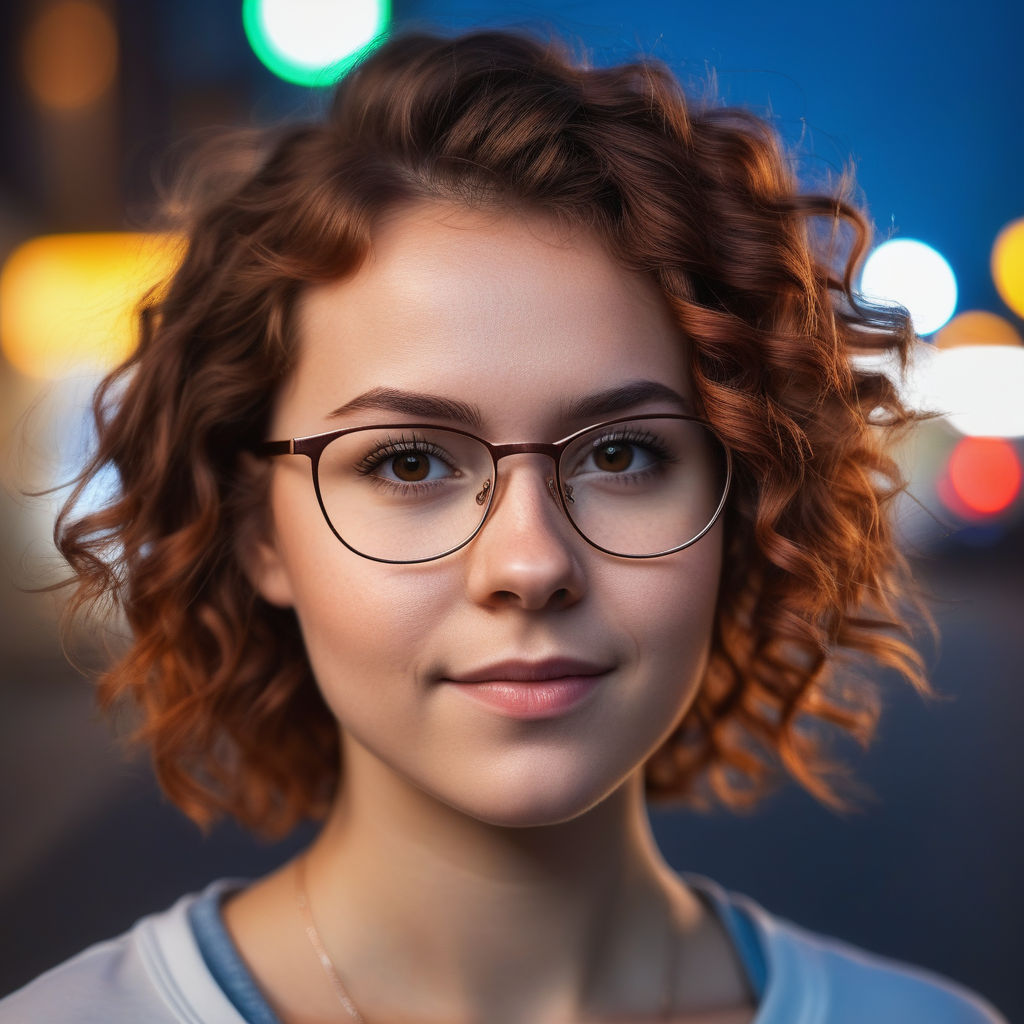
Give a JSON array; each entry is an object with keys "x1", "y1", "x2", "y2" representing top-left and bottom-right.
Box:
[{"x1": 0, "y1": 873, "x2": 1008, "y2": 1023}]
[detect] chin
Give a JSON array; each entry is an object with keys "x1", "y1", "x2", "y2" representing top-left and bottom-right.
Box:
[{"x1": 429, "y1": 766, "x2": 631, "y2": 830}]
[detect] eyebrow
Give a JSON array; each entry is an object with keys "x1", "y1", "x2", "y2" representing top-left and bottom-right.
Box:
[
  {"x1": 560, "y1": 380, "x2": 693, "y2": 420},
  {"x1": 326, "y1": 379, "x2": 693, "y2": 429},
  {"x1": 328, "y1": 388, "x2": 485, "y2": 429}
]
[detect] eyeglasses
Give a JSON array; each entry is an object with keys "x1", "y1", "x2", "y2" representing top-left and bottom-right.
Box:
[{"x1": 256, "y1": 414, "x2": 732, "y2": 564}]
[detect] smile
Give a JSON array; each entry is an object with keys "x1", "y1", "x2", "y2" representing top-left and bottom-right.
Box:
[{"x1": 443, "y1": 658, "x2": 611, "y2": 719}]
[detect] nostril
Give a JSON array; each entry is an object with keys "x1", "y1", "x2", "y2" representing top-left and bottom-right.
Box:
[{"x1": 496, "y1": 585, "x2": 572, "y2": 608}]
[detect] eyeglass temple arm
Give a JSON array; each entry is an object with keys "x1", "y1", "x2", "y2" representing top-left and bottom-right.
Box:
[{"x1": 255, "y1": 440, "x2": 293, "y2": 456}]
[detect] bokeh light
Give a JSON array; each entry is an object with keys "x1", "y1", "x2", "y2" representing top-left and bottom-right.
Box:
[
  {"x1": 242, "y1": 0, "x2": 390, "y2": 87},
  {"x1": 21, "y1": 1, "x2": 118, "y2": 112},
  {"x1": 0, "y1": 233, "x2": 182, "y2": 379},
  {"x1": 852, "y1": 341, "x2": 1024, "y2": 439},
  {"x1": 934, "y1": 310, "x2": 1023, "y2": 350},
  {"x1": 991, "y1": 217, "x2": 1024, "y2": 319},
  {"x1": 944, "y1": 437, "x2": 1022, "y2": 517},
  {"x1": 860, "y1": 238, "x2": 958, "y2": 336},
  {"x1": 924, "y1": 345, "x2": 1024, "y2": 438}
]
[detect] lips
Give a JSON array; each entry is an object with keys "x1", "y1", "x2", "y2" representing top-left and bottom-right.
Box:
[
  {"x1": 442, "y1": 658, "x2": 612, "y2": 719},
  {"x1": 446, "y1": 657, "x2": 612, "y2": 684}
]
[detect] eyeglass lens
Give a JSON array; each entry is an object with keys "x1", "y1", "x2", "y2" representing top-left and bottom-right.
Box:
[{"x1": 312, "y1": 418, "x2": 729, "y2": 562}]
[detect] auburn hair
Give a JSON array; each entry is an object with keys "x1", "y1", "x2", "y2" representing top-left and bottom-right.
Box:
[{"x1": 56, "y1": 29, "x2": 933, "y2": 838}]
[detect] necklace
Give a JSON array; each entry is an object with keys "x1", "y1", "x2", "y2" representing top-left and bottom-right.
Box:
[
  {"x1": 295, "y1": 855, "x2": 366, "y2": 1022},
  {"x1": 295, "y1": 853, "x2": 680, "y2": 1023}
]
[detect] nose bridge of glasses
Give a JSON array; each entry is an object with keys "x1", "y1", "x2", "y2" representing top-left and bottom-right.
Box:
[
  {"x1": 487, "y1": 444, "x2": 566, "y2": 511},
  {"x1": 489, "y1": 440, "x2": 563, "y2": 463}
]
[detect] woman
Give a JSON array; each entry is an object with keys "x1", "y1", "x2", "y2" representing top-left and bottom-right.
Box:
[{"x1": 0, "y1": 29, "x2": 1007, "y2": 1024}]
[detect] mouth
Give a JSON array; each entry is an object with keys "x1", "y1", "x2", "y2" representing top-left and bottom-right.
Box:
[{"x1": 442, "y1": 658, "x2": 612, "y2": 719}]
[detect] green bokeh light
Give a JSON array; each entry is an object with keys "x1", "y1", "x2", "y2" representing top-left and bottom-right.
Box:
[{"x1": 242, "y1": 0, "x2": 390, "y2": 88}]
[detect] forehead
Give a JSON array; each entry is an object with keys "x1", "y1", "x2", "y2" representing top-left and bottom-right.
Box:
[{"x1": 279, "y1": 202, "x2": 691, "y2": 437}]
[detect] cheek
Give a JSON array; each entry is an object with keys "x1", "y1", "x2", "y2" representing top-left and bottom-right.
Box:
[
  {"x1": 617, "y1": 525, "x2": 723, "y2": 708},
  {"x1": 274, "y1": 511, "x2": 458, "y2": 723}
]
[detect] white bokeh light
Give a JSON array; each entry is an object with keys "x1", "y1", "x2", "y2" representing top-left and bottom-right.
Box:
[
  {"x1": 860, "y1": 238, "x2": 958, "y2": 336},
  {"x1": 924, "y1": 345, "x2": 1024, "y2": 438},
  {"x1": 852, "y1": 342, "x2": 1024, "y2": 438},
  {"x1": 246, "y1": 0, "x2": 387, "y2": 83}
]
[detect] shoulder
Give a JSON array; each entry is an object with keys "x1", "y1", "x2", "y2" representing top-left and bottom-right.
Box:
[
  {"x1": 0, "y1": 932, "x2": 161, "y2": 1024},
  {"x1": 683, "y1": 873, "x2": 1009, "y2": 1024},
  {"x1": 771, "y1": 913, "x2": 1007, "y2": 1023},
  {"x1": 0, "y1": 879, "x2": 250, "y2": 1024}
]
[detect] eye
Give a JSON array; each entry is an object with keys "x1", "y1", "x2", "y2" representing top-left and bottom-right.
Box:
[
  {"x1": 578, "y1": 434, "x2": 662, "y2": 475},
  {"x1": 388, "y1": 451, "x2": 441, "y2": 482},
  {"x1": 589, "y1": 441, "x2": 648, "y2": 473},
  {"x1": 367, "y1": 445, "x2": 458, "y2": 485},
  {"x1": 346, "y1": 429, "x2": 485, "y2": 497}
]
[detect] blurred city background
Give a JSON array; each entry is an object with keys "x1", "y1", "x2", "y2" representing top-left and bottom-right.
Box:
[{"x1": 1, "y1": 0, "x2": 1021, "y2": 1020}]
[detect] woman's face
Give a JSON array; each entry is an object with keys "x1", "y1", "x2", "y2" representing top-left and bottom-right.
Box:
[{"x1": 254, "y1": 202, "x2": 723, "y2": 827}]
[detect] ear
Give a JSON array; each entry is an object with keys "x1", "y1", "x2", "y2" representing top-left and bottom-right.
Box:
[{"x1": 234, "y1": 452, "x2": 297, "y2": 608}]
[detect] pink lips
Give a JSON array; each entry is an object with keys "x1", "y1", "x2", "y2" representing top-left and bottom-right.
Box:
[{"x1": 444, "y1": 658, "x2": 610, "y2": 719}]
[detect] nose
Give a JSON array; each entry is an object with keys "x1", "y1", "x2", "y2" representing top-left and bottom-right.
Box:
[{"x1": 463, "y1": 454, "x2": 586, "y2": 611}]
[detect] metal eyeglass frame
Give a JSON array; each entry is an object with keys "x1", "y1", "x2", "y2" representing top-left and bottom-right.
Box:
[{"x1": 255, "y1": 413, "x2": 733, "y2": 564}]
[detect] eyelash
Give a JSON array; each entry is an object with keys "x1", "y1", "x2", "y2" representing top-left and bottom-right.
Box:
[
  {"x1": 350, "y1": 425, "x2": 675, "y2": 493},
  {"x1": 354, "y1": 434, "x2": 456, "y2": 484},
  {"x1": 584, "y1": 429, "x2": 674, "y2": 465}
]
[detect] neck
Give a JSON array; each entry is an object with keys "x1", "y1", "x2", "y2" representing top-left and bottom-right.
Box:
[{"x1": 299, "y1": 734, "x2": 705, "y2": 1024}]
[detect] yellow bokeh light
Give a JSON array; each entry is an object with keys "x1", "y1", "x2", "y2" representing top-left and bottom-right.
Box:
[
  {"x1": 0, "y1": 233, "x2": 183, "y2": 380},
  {"x1": 934, "y1": 310, "x2": 1023, "y2": 349},
  {"x1": 22, "y1": 0, "x2": 118, "y2": 112},
  {"x1": 992, "y1": 217, "x2": 1024, "y2": 319}
]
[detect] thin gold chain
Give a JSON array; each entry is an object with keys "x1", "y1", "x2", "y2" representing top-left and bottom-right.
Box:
[
  {"x1": 295, "y1": 855, "x2": 366, "y2": 1022},
  {"x1": 294, "y1": 853, "x2": 680, "y2": 1022}
]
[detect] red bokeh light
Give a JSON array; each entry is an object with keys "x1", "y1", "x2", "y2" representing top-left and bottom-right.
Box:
[{"x1": 945, "y1": 437, "x2": 1022, "y2": 516}]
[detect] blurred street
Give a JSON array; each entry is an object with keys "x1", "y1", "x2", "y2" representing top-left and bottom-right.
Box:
[{"x1": 1, "y1": 2, "x2": 1022, "y2": 1022}]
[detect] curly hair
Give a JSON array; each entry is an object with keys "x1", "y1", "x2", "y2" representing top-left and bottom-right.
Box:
[{"x1": 55, "y1": 29, "x2": 933, "y2": 838}]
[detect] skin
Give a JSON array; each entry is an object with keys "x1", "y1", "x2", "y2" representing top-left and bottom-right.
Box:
[{"x1": 226, "y1": 202, "x2": 758, "y2": 1024}]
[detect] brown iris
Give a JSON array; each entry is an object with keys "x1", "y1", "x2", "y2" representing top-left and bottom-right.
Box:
[
  {"x1": 593, "y1": 442, "x2": 633, "y2": 472},
  {"x1": 393, "y1": 453, "x2": 430, "y2": 481}
]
